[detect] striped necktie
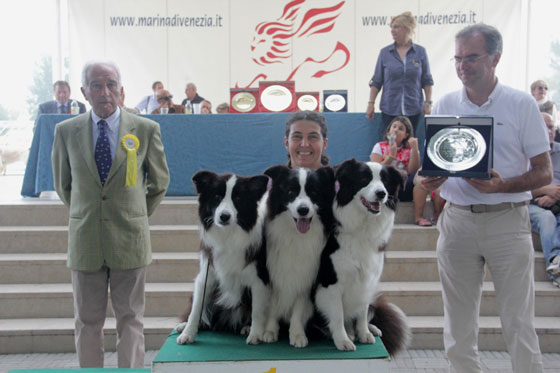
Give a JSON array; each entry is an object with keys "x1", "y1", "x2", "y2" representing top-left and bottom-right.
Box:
[{"x1": 94, "y1": 119, "x2": 112, "y2": 185}]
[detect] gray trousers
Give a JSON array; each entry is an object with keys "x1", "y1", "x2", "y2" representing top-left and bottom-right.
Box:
[{"x1": 71, "y1": 265, "x2": 146, "y2": 368}]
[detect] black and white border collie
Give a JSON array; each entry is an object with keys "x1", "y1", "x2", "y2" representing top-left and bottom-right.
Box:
[
  {"x1": 176, "y1": 171, "x2": 270, "y2": 345},
  {"x1": 314, "y1": 159, "x2": 411, "y2": 354},
  {"x1": 262, "y1": 165, "x2": 335, "y2": 348}
]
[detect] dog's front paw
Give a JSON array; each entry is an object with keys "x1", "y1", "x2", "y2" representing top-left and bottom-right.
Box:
[
  {"x1": 174, "y1": 322, "x2": 187, "y2": 333},
  {"x1": 240, "y1": 325, "x2": 251, "y2": 336},
  {"x1": 357, "y1": 330, "x2": 376, "y2": 345},
  {"x1": 176, "y1": 330, "x2": 196, "y2": 345},
  {"x1": 262, "y1": 330, "x2": 278, "y2": 343},
  {"x1": 334, "y1": 337, "x2": 356, "y2": 351},
  {"x1": 368, "y1": 323, "x2": 382, "y2": 336},
  {"x1": 246, "y1": 331, "x2": 262, "y2": 345},
  {"x1": 290, "y1": 333, "x2": 309, "y2": 348}
]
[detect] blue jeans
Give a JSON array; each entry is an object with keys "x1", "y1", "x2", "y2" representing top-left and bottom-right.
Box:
[{"x1": 528, "y1": 204, "x2": 560, "y2": 280}]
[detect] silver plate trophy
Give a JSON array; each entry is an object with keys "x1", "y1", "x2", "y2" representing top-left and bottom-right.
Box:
[
  {"x1": 231, "y1": 92, "x2": 257, "y2": 113},
  {"x1": 419, "y1": 115, "x2": 493, "y2": 178},
  {"x1": 324, "y1": 94, "x2": 346, "y2": 112},
  {"x1": 297, "y1": 94, "x2": 318, "y2": 111},
  {"x1": 260, "y1": 85, "x2": 292, "y2": 112},
  {"x1": 426, "y1": 127, "x2": 486, "y2": 172}
]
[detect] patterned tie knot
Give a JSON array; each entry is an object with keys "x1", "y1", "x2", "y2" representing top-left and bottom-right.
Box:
[{"x1": 98, "y1": 120, "x2": 106, "y2": 132}]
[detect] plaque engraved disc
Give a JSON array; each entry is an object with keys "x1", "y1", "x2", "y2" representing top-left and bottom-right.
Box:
[
  {"x1": 297, "y1": 95, "x2": 318, "y2": 111},
  {"x1": 324, "y1": 94, "x2": 346, "y2": 112},
  {"x1": 426, "y1": 127, "x2": 486, "y2": 172},
  {"x1": 260, "y1": 85, "x2": 292, "y2": 112},
  {"x1": 231, "y1": 92, "x2": 256, "y2": 113}
]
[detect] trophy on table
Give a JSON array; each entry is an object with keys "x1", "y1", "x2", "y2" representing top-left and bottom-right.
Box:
[{"x1": 418, "y1": 115, "x2": 493, "y2": 179}]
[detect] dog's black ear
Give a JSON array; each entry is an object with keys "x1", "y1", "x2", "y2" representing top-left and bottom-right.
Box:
[
  {"x1": 264, "y1": 164, "x2": 289, "y2": 181},
  {"x1": 248, "y1": 175, "x2": 270, "y2": 199},
  {"x1": 314, "y1": 166, "x2": 335, "y2": 190},
  {"x1": 334, "y1": 158, "x2": 358, "y2": 179},
  {"x1": 385, "y1": 166, "x2": 405, "y2": 196},
  {"x1": 192, "y1": 170, "x2": 217, "y2": 194}
]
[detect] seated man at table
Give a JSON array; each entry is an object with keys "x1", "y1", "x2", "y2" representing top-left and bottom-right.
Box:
[
  {"x1": 181, "y1": 82, "x2": 205, "y2": 106},
  {"x1": 135, "y1": 81, "x2": 164, "y2": 114},
  {"x1": 37, "y1": 80, "x2": 86, "y2": 116},
  {"x1": 200, "y1": 100, "x2": 212, "y2": 114},
  {"x1": 151, "y1": 90, "x2": 186, "y2": 114}
]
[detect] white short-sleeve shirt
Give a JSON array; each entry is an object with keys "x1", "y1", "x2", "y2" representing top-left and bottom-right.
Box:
[{"x1": 432, "y1": 81, "x2": 549, "y2": 205}]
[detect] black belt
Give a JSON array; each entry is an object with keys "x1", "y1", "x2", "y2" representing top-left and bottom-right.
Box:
[{"x1": 448, "y1": 201, "x2": 528, "y2": 213}]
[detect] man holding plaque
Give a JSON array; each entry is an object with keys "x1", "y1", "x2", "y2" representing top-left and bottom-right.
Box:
[
  {"x1": 420, "y1": 24, "x2": 551, "y2": 372},
  {"x1": 52, "y1": 61, "x2": 170, "y2": 368}
]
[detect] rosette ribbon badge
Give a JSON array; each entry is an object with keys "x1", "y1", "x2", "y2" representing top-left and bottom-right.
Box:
[{"x1": 419, "y1": 115, "x2": 493, "y2": 179}]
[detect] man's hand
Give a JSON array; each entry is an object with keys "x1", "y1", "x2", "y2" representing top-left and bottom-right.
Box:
[
  {"x1": 366, "y1": 103, "x2": 375, "y2": 120},
  {"x1": 535, "y1": 195, "x2": 557, "y2": 208},
  {"x1": 419, "y1": 175, "x2": 448, "y2": 191},
  {"x1": 541, "y1": 184, "x2": 560, "y2": 200},
  {"x1": 463, "y1": 169, "x2": 504, "y2": 194}
]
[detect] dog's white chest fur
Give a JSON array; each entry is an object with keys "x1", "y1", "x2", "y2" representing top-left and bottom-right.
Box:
[{"x1": 266, "y1": 212, "x2": 325, "y2": 317}]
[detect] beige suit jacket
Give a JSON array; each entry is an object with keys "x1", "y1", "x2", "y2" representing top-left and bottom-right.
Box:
[{"x1": 52, "y1": 109, "x2": 170, "y2": 271}]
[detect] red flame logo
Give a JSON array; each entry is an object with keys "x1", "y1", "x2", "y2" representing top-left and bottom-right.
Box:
[{"x1": 238, "y1": 0, "x2": 350, "y2": 87}]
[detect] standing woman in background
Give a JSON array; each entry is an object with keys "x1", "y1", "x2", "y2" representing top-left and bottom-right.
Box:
[{"x1": 366, "y1": 11, "x2": 434, "y2": 139}]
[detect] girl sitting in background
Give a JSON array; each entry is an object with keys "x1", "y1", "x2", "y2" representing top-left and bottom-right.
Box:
[{"x1": 370, "y1": 116, "x2": 420, "y2": 201}]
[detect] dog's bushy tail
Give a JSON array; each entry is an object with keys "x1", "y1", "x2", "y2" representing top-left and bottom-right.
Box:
[{"x1": 368, "y1": 295, "x2": 411, "y2": 356}]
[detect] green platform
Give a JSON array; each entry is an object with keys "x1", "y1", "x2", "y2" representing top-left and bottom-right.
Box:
[{"x1": 152, "y1": 330, "x2": 389, "y2": 372}]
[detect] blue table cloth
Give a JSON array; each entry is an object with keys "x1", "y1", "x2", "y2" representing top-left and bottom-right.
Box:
[{"x1": 22, "y1": 113, "x2": 425, "y2": 197}]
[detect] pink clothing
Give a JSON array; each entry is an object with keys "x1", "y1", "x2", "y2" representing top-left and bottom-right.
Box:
[{"x1": 377, "y1": 141, "x2": 411, "y2": 168}]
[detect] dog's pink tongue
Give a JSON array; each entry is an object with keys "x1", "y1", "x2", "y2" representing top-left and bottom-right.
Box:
[{"x1": 296, "y1": 218, "x2": 311, "y2": 234}]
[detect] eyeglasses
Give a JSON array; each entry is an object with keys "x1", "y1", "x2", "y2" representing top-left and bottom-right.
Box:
[
  {"x1": 537, "y1": 86, "x2": 548, "y2": 91},
  {"x1": 158, "y1": 95, "x2": 173, "y2": 101},
  {"x1": 452, "y1": 54, "x2": 488, "y2": 64}
]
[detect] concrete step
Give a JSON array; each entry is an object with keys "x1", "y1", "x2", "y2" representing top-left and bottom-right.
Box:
[
  {"x1": 0, "y1": 222, "x2": 543, "y2": 265},
  {"x1": 0, "y1": 316, "x2": 177, "y2": 354},
  {"x1": 379, "y1": 281, "x2": 560, "y2": 317},
  {"x1": 0, "y1": 250, "x2": 549, "y2": 284},
  {"x1": 1, "y1": 316, "x2": 558, "y2": 354},
  {"x1": 0, "y1": 225, "x2": 200, "y2": 254},
  {"x1": 0, "y1": 224, "x2": 435, "y2": 255},
  {"x1": 0, "y1": 198, "x2": 199, "y2": 227},
  {"x1": 0, "y1": 282, "x2": 193, "y2": 319},
  {"x1": 382, "y1": 251, "x2": 549, "y2": 282},
  {"x1": 406, "y1": 316, "x2": 560, "y2": 353},
  {"x1": 1, "y1": 281, "x2": 556, "y2": 320},
  {"x1": 387, "y1": 225, "x2": 439, "y2": 251},
  {"x1": 0, "y1": 200, "x2": 424, "y2": 227},
  {"x1": 0, "y1": 252, "x2": 200, "y2": 284}
]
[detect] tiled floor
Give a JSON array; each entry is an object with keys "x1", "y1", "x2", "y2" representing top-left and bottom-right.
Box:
[{"x1": 0, "y1": 349, "x2": 560, "y2": 372}]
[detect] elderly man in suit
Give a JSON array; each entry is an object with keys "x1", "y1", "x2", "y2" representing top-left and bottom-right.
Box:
[
  {"x1": 51, "y1": 61, "x2": 170, "y2": 368},
  {"x1": 38, "y1": 80, "x2": 87, "y2": 116}
]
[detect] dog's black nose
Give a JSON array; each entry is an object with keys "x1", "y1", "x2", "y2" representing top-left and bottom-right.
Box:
[
  {"x1": 220, "y1": 211, "x2": 231, "y2": 223},
  {"x1": 376, "y1": 190, "x2": 386, "y2": 200},
  {"x1": 297, "y1": 206, "x2": 309, "y2": 217}
]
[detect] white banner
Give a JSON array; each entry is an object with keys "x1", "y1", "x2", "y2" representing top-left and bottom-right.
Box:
[{"x1": 67, "y1": 0, "x2": 526, "y2": 112}]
